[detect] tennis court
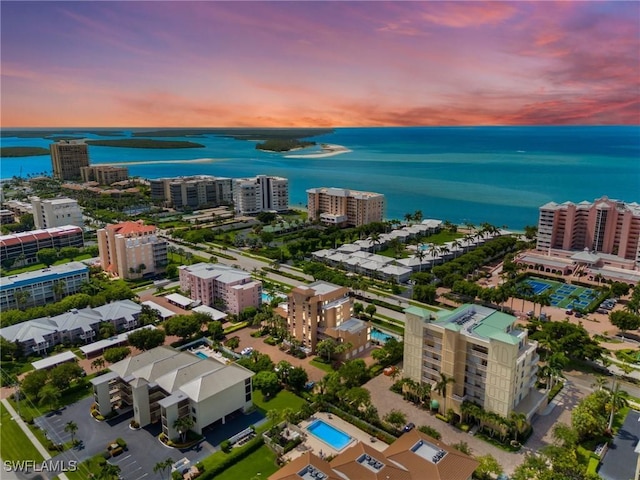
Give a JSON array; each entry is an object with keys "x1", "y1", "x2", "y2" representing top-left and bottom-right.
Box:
[{"x1": 522, "y1": 277, "x2": 598, "y2": 310}]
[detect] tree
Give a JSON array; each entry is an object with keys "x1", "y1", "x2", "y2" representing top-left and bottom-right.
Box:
[
  {"x1": 173, "y1": 416, "x2": 194, "y2": 443},
  {"x1": 49, "y1": 362, "x2": 83, "y2": 390},
  {"x1": 344, "y1": 387, "x2": 371, "y2": 412},
  {"x1": 605, "y1": 380, "x2": 629, "y2": 432},
  {"x1": 103, "y1": 346, "x2": 131, "y2": 363},
  {"x1": 37, "y1": 248, "x2": 58, "y2": 267},
  {"x1": 365, "y1": 304, "x2": 377, "y2": 320},
  {"x1": 39, "y1": 384, "x2": 61, "y2": 410},
  {"x1": 91, "y1": 357, "x2": 106, "y2": 371},
  {"x1": 99, "y1": 321, "x2": 116, "y2": 339},
  {"x1": 0, "y1": 337, "x2": 17, "y2": 361},
  {"x1": 509, "y1": 411, "x2": 529, "y2": 442},
  {"x1": 475, "y1": 454, "x2": 502, "y2": 480},
  {"x1": 208, "y1": 321, "x2": 224, "y2": 340},
  {"x1": 153, "y1": 458, "x2": 173, "y2": 480},
  {"x1": 96, "y1": 463, "x2": 121, "y2": 480},
  {"x1": 253, "y1": 371, "x2": 281, "y2": 398},
  {"x1": 14, "y1": 290, "x2": 31, "y2": 310},
  {"x1": 165, "y1": 264, "x2": 178, "y2": 278},
  {"x1": 434, "y1": 372, "x2": 455, "y2": 413},
  {"x1": 353, "y1": 302, "x2": 364, "y2": 317},
  {"x1": 316, "y1": 338, "x2": 338, "y2": 363},
  {"x1": 21, "y1": 370, "x2": 49, "y2": 400},
  {"x1": 286, "y1": 367, "x2": 309, "y2": 392},
  {"x1": 384, "y1": 409, "x2": 407, "y2": 428},
  {"x1": 339, "y1": 359, "x2": 370, "y2": 388},
  {"x1": 610, "y1": 282, "x2": 631, "y2": 298},
  {"x1": 368, "y1": 231, "x2": 382, "y2": 253},
  {"x1": 451, "y1": 441, "x2": 472, "y2": 455},
  {"x1": 127, "y1": 328, "x2": 165, "y2": 350},
  {"x1": 64, "y1": 421, "x2": 78, "y2": 444},
  {"x1": 52, "y1": 280, "x2": 66, "y2": 302},
  {"x1": 164, "y1": 315, "x2": 201, "y2": 340},
  {"x1": 413, "y1": 284, "x2": 437, "y2": 304},
  {"x1": 609, "y1": 310, "x2": 640, "y2": 339}
]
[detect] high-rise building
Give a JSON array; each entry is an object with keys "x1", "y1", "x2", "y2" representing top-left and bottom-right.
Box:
[
  {"x1": 536, "y1": 197, "x2": 640, "y2": 267},
  {"x1": 233, "y1": 175, "x2": 289, "y2": 215},
  {"x1": 97, "y1": 221, "x2": 167, "y2": 279},
  {"x1": 307, "y1": 187, "x2": 385, "y2": 227},
  {"x1": 50, "y1": 140, "x2": 90, "y2": 180},
  {"x1": 178, "y1": 263, "x2": 262, "y2": 314},
  {"x1": 287, "y1": 281, "x2": 370, "y2": 357},
  {"x1": 404, "y1": 304, "x2": 541, "y2": 419},
  {"x1": 31, "y1": 197, "x2": 84, "y2": 229},
  {"x1": 150, "y1": 176, "x2": 233, "y2": 210},
  {"x1": 80, "y1": 165, "x2": 129, "y2": 185}
]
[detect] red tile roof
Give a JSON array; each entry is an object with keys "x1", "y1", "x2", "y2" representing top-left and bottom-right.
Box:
[{"x1": 107, "y1": 220, "x2": 156, "y2": 236}]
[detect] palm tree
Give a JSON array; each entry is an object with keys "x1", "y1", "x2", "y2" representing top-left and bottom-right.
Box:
[
  {"x1": 368, "y1": 231, "x2": 382, "y2": 253},
  {"x1": 96, "y1": 463, "x2": 121, "y2": 480},
  {"x1": 509, "y1": 412, "x2": 528, "y2": 442},
  {"x1": 52, "y1": 280, "x2": 66, "y2": 302},
  {"x1": 173, "y1": 416, "x2": 194, "y2": 443},
  {"x1": 64, "y1": 420, "x2": 78, "y2": 444},
  {"x1": 537, "y1": 292, "x2": 551, "y2": 317},
  {"x1": 413, "y1": 210, "x2": 423, "y2": 223},
  {"x1": 153, "y1": 458, "x2": 173, "y2": 480},
  {"x1": 451, "y1": 239, "x2": 462, "y2": 258},
  {"x1": 439, "y1": 245, "x2": 450, "y2": 262},
  {"x1": 404, "y1": 212, "x2": 413, "y2": 224},
  {"x1": 591, "y1": 375, "x2": 607, "y2": 391},
  {"x1": 14, "y1": 290, "x2": 30, "y2": 310},
  {"x1": 517, "y1": 283, "x2": 535, "y2": 312},
  {"x1": 415, "y1": 248, "x2": 426, "y2": 272},
  {"x1": 434, "y1": 373, "x2": 455, "y2": 413},
  {"x1": 605, "y1": 380, "x2": 629, "y2": 432},
  {"x1": 91, "y1": 358, "x2": 106, "y2": 371}
]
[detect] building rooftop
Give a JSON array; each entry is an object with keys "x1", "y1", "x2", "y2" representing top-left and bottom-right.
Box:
[
  {"x1": 306, "y1": 281, "x2": 345, "y2": 296},
  {"x1": 435, "y1": 304, "x2": 521, "y2": 345},
  {"x1": 31, "y1": 351, "x2": 78, "y2": 371},
  {"x1": 0, "y1": 261, "x2": 88, "y2": 291},
  {"x1": 179, "y1": 263, "x2": 251, "y2": 283},
  {"x1": 334, "y1": 318, "x2": 368, "y2": 334},
  {"x1": 106, "y1": 220, "x2": 156, "y2": 236},
  {"x1": 0, "y1": 225, "x2": 83, "y2": 246}
]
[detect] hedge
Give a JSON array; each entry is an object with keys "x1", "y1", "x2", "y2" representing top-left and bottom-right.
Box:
[
  {"x1": 587, "y1": 457, "x2": 599, "y2": 476},
  {"x1": 223, "y1": 322, "x2": 249, "y2": 335},
  {"x1": 199, "y1": 436, "x2": 265, "y2": 480}
]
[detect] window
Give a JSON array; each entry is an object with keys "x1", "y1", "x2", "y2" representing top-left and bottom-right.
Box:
[{"x1": 245, "y1": 393, "x2": 251, "y2": 402}]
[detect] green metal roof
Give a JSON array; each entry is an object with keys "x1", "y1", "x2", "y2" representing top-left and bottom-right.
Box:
[
  {"x1": 486, "y1": 331, "x2": 520, "y2": 345},
  {"x1": 404, "y1": 306, "x2": 433, "y2": 318},
  {"x1": 472, "y1": 310, "x2": 520, "y2": 344}
]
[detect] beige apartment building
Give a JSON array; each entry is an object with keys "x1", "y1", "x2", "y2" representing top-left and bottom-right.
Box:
[
  {"x1": 233, "y1": 175, "x2": 289, "y2": 215},
  {"x1": 80, "y1": 165, "x2": 129, "y2": 185},
  {"x1": 31, "y1": 196, "x2": 84, "y2": 229},
  {"x1": 97, "y1": 220, "x2": 168, "y2": 279},
  {"x1": 404, "y1": 304, "x2": 542, "y2": 419},
  {"x1": 307, "y1": 187, "x2": 385, "y2": 227},
  {"x1": 537, "y1": 196, "x2": 640, "y2": 267},
  {"x1": 150, "y1": 175, "x2": 233, "y2": 210},
  {"x1": 50, "y1": 140, "x2": 90, "y2": 180},
  {"x1": 287, "y1": 281, "x2": 370, "y2": 357}
]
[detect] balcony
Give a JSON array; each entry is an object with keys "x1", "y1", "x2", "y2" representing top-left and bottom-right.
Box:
[
  {"x1": 469, "y1": 349, "x2": 488, "y2": 359},
  {"x1": 452, "y1": 393, "x2": 468, "y2": 403}
]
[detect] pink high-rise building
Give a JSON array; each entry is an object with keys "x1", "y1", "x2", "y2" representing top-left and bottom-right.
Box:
[
  {"x1": 536, "y1": 197, "x2": 640, "y2": 267},
  {"x1": 179, "y1": 263, "x2": 262, "y2": 314}
]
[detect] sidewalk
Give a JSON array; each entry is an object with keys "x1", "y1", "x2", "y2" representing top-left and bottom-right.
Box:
[{"x1": 1, "y1": 398, "x2": 69, "y2": 480}]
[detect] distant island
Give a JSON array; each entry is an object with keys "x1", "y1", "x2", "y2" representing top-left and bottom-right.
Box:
[
  {"x1": 256, "y1": 139, "x2": 315, "y2": 152},
  {"x1": 85, "y1": 139, "x2": 205, "y2": 149},
  {"x1": 0, "y1": 147, "x2": 50, "y2": 157},
  {"x1": 131, "y1": 128, "x2": 334, "y2": 140},
  {"x1": 0, "y1": 130, "x2": 124, "y2": 138}
]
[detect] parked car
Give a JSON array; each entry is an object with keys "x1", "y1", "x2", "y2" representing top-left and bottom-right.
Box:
[
  {"x1": 403, "y1": 422, "x2": 415, "y2": 432},
  {"x1": 575, "y1": 311, "x2": 584, "y2": 318},
  {"x1": 565, "y1": 308, "x2": 574, "y2": 315}
]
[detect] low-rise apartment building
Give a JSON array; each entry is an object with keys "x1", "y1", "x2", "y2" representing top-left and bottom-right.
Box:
[
  {"x1": 97, "y1": 221, "x2": 168, "y2": 279},
  {"x1": 91, "y1": 346, "x2": 254, "y2": 440},
  {"x1": 307, "y1": 187, "x2": 385, "y2": 227},
  {"x1": 269, "y1": 429, "x2": 478, "y2": 480},
  {"x1": 0, "y1": 209, "x2": 15, "y2": 225},
  {"x1": 179, "y1": 263, "x2": 262, "y2": 314},
  {"x1": 150, "y1": 176, "x2": 233, "y2": 210},
  {"x1": 287, "y1": 281, "x2": 370, "y2": 357},
  {"x1": 404, "y1": 304, "x2": 542, "y2": 419},
  {"x1": 233, "y1": 175, "x2": 289, "y2": 215},
  {"x1": 0, "y1": 300, "x2": 141, "y2": 355},
  {"x1": 80, "y1": 165, "x2": 129, "y2": 185},
  {"x1": 0, "y1": 225, "x2": 84, "y2": 266},
  {"x1": 0, "y1": 261, "x2": 89, "y2": 311},
  {"x1": 31, "y1": 196, "x2": 84, "y2": 229}
]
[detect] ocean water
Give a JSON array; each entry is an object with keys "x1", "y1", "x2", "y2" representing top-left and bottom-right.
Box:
[{"x1": 1, "y1": 126, "x2": 638, "y2": 229}]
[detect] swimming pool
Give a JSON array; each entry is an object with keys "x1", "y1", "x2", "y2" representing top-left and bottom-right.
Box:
[
  {"x1": 195, "y1": 352, "x2": 208, "y2": 359},
  {"x1": 307, "y1": 420, "x2": 352, "y2": 450},
  {"x1": 371, "y1": 328, "x2": 394, "y2": 343}
]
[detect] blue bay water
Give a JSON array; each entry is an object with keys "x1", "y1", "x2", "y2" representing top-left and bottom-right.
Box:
[{"x1": 1, "y1": 126, "x2": 638, "y2": 229}]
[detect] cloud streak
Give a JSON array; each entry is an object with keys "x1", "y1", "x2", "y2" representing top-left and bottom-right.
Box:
[{"x1": 1, "y1": 1, "x2": 638, "y2": 127}]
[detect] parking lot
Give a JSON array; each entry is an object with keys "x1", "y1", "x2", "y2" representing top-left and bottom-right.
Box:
[{"x1": 35, "y1": 397, "x2": 264, "y2": 479}]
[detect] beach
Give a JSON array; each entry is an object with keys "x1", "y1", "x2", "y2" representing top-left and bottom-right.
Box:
[{"x1": 284, "y1": 143, "x2": 351, "y2": 158}]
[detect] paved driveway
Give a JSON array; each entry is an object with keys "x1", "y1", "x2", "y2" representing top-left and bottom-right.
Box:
[
  {"x1": 34, "y1": 397, "x2": 264, "y2": 480},
  {"x1": 599, "y1": 409, "x2": 640, "y2": 480}
]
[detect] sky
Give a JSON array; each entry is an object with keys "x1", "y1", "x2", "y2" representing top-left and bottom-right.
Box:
[{"x1": 1, "y1": 1, "x2": 639, "y2": 127}]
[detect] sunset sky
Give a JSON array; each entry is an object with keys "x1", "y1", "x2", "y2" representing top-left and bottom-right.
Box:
[{"x1": 2, "y1": 1, "x2": 639, "y2": 127}]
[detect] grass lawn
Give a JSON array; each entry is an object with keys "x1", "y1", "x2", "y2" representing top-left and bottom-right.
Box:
[
  {"x1": 9, "y1": 380, "x2": 94, "y2": 420},
  {"x1": 253, "y1": 389, "x2": 307, "y2": 414},
  {"x1": 421, "y1": 230, "x2": 464, "y2": 245},
  {"x1": 62, "y1": 454, "x2": 105, "y2": 480},
  {"x1": 310, "y1": 357, "x2": 334, "y2": 373},
  {"x1": 0, "y1": 402, "x2": 44, "y2": 463},
  {"x1": 213, "y1": 444, "x2": 278, "y2": 480},
  {"x1": 377, "y1": 247, "x2": 409, "y2": 259},
  {"x1": 1, "y1": 254, "x2": 93, "y2": 277}
]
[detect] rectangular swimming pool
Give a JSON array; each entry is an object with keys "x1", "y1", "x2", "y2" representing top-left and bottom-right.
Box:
[
  {"x1": 195, "y1": 351, "x2": 208, "y2": 359},
  {"x1": 307, "y1": 420, "x2": 352, "y2": 451}
]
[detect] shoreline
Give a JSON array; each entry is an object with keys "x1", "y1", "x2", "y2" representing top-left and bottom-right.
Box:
[{"x1": 94, "y1": 158, "x2": 221, "y2": 167}]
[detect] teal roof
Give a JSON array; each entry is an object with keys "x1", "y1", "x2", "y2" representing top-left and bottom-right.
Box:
[
  {"x1": 486, "y1": 331, "x2": 520, "y2": 345},
  {"x1": 472, "y1": 310, "x2": 515, "y2": 338},
  {"x1": 434, "y1": 304, "x2": 521, "y2": 344},
  {"x1": 404, "y1": 306, "x2": 433, "y2": 318}
]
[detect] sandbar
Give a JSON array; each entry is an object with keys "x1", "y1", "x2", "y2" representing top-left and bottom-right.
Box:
[
  {"x1": 94, "y1": 158, "x2": 221, "y2": 167},
  {"x1": 285, "y1": 143, "x2": 351, "y2": 159}
]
